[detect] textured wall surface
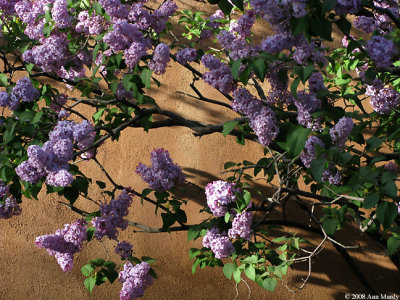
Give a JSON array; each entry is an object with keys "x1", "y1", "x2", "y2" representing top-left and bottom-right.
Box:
[{"x1": 0, "y1": 1, "x2": 399, "y2": 299}]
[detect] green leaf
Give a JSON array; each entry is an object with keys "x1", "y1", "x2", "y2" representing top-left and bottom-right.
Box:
[
  {"x1": 224, "y1": 211, "x2": 230, "y2": 223},
  {"x1": 252, "y1": 59, "x2": 266, "y2": 81},
  {"x1": 376, "y1": 202, "x2": 398, "y2": 229},
  {"x1": 140, "y1": 68, "x2": 153, "y2": 89},
  {"x1": 322, "y1": 0, "x2": 338, "y2": 13},
  {"x1": 141, "y1": 256, "x2": 156, "y2": 264},
  {"x1": 231, "y1": 0, "x2": 244, "y2": 10},
  {"x1": 0, "y1": 74, "x2": 8, "y2": 87},
  {"x1": 366, "y1": 137, "x2": 384, "y2": 152},
  {"x1": 104, "y1": 261, "x2": 116, "y2": 270},
  {"x1": 223, "y1": 263, "x2": 237, "y2": 279},
  {"x1": 222, "y1": 120, "x2": 239, "y2": 137},
  {"x1": 261, "y1": 278, "x2": 277, "y2": 291},
  {"x1": 231, "y1": 59, "x2": 243, "y2": 80},
  {"x1": 286, "y1": 126, "x2": 311, "y2": 157},
  {"x1": 84, "y1": 277, "x2": 96, "y2": 293},
  {"x1": 224, "y1": 162, "x2": 236, "y2": 169},
  {"x1": 243, "y1": 190, "x2": 251, "y2": 207},
  {"x1": 323, "y1": 217, "x2": 339, "y2": 235},
  {"x1": 364, "y1": 192, "x2": 379, "y2": 209},
  {"x1": 336, "y1": 18, "x2": 351, "y2": 36},
  {"x1": 290, "y1": 77, "x2": 301, "y2": 97},
  {"x1": 217, "y1": 0, "x2": 233, "y2": 15},
  {"x1": 310, "y1": 158, "x2": 327, "y2": 183},
  {"x1": 89, "y1": 258, "x2": 105, "y2": 267},
  {"x1": 86, "y1": 226, "x2": 95, "y2": 242},
  {"x1": 381, "y1": 181, "x2": 397, "y2": 200},
  {"x1": 387, "y1": 236, "x2": 400, "y2": 256},
  {"x1": 187, "y1": 225, "x2": 202, "y2": 241},
  {"x1": 244, "y1": 265, "x2": 256, "y2": 281},
  {"x1": 81, "y1": 264, "x2": 95, "y2": 277},
  {"x1": 232, "y1": 268, "x2": 242, "y2": 283},
  {"x1": 93, "y1": 2, "x2": 103, "y2": 15}
]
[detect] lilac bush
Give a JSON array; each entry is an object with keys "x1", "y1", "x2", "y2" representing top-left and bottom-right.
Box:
[{"x1": 0, "y1": 0, "x2": 400, "y2": 298}]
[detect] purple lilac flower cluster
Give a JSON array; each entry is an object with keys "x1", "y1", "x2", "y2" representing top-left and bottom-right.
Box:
[
  {"x1": 136, "y1": 148, "x2": 185, "y2": 192},
  {"x1": 201, "y1": 54, "x2": 235, "y2": 94},
  {"x1": 355, "y1": 0, "x2": 400, "y2": 33},
  {"x1": 75, "y1": 10, "x2": 105, "y2": 35},
  {"x1": 228, "y1": 211, "x2": 253, "y2": 240},
  {"x1": 232, "y1": 87, "x2": 279, "y2": 146},
  {"x1": 91, "y1": 190, "x2": 133, "y2": 240},
  {"x1": 52, "y1": 0, "x2": 72, "y2": 29},
  {"x1": 334, "y1": 0, "x2": 361, "y2": 15},
  {"x1": 205, "y1": 180, "x2": 238, "y2": 217},
  {"x1": 49, "y1": 94, "x2": 67, "y2": 113},
  {"x1": 330, "y1": 117, "x2": 353, "y2": 148},
  {"x1": 15, "y1": 120, "x2": 95, "y2": 186},
  {"x1": 0, "y1": 197, "x2": 22, "y2": 219},
  {"x1": 322, "y1": 167, "x2": 342, "y2": 185},
  {"x1": 0, "y1": 180, "x2": 22, "y2": 219},
  {"x1": 0, "y1": 180, "x2": 10, "y2": 197},
  {"x1": 301, "y1": 136, "x2": 325, "y2": 168},
  {"x1": 229, "y1": 10, "x2": 255, "y2": 39},
  {"x1": 366, "y1": 36, "x2": 397, "y2": 68},
  {"x1": 22, "y1": 34, "x2": 68, "y2": 73},
  {"x1": 366, "y1": 80, "x2": 400, "y2": 114},
  {"x1": 0, "y1": 77, "x2": 40, "y2": 111},
  {"x1": 148, "y1": 43, "x2": 170, "y2": 75},
  {"x1": 202, "y1": 227, "x2": 234, "y2": 259},
  {"x1": 35, "y1": 219, "x2": 87, "y2": 272},
  {"x1": 176, "y1": 48, "x2": 197, "y2": 65},
  {"x1": 384, "y1": 161, "x2": 398, "y2": 173},
  {"x1": 294, "y1": 91, "x2": 322, "y2": 131},
  {"x1": 115, "y1": 241, "x2": 133, "y2": 260},
  {"x1": 200, "y1": 10, "x2": 224, "y2": 39},
  {"x1": 0, "y1": 0, "x2": 20, "y2": 15},
  {"x1": 119, "y1": 262, "x2": 153, "y2": 300}
]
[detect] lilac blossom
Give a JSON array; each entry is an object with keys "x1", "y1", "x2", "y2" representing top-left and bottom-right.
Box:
[
  {"x1": 201, "y1": 54, "x2": 234, "y2": 94},
  {"x1": 205, "y1": 181, "x2": 238, "y2": 217},
  {"x1": 353, "y1": 16, "x2": 375, "y2": 33},
  {"x1": 151, "y1": 0, "x2": 178, "y2": 33},
  {"x1": 0, "y1": 91, "x2": 9, "y2": 108},
  {"x1": 176, "y1": 48, "x2": 197, "y2": 65},
  {"x1": 0, "y1": 180, "x2": 10, "y2": 197},
  {"x1": 335, "y1": 0, "x2": 361, "y2": 15},
  {"x1": 16, "y1": 120, "x2": 95, "y2": 186},
  {"x1": 322, "y1": 168, "x2": 342, "y2": 185},
  {"x1": 49, "y1": 94, "x2": 67, "y2": 113},
  {"x1": 35, "y1": 219, "x2": 87, "y2": 272},
  {"x1": 92, "y1": 190, "x2": 133, "y2": 240},
  {"x1": 128, "y1": 3, "x2": 152, "y2": 30},
  {"x1": 10, "y1": 77, "x2": 40, "y2": 104},
  {"x1": 119, "y1": 262, "x2": 153, "y2": 300},
  {"x1": 0, "y1": 197, "x2": 22, "y2": 219},
  {"x1": 366, "y1": 82, "x2": 400, "y2": 114},
  {"x1": 384, "y1": 161, "x2": 398, "y2": 173},
  {"x1": 367, "y1": 36, "x2": 396, "y2": 68},
  {"x1": 261, "y1": 33, "x2": 294, "y2": 54},
  {"x1": 294, "y1": 91, "x2": 322, "y2": 130},
  {"x1": 136, "y1": 148, "x2": 185, "y2": 192},
  {"x1": 98, "y1": 0, "x2": 129, "y2": 19},
  {"x1": 202, "y1": 227, "x2": 234, "y2": 259},
  {"x1": 148, "y1": 43, "x2": 170, "y2": 75},
  {"x1": 228, "y1": 211, "x2": 253, "y2": 240},
  {"x1": 75, "y1": 11, "x2": 105, "y2": 35},
  {"x1": 330, "y1": 117, "x2": 353, "y2": 148},
  {"x1": 22, "y1": 34, "x2": 68, "y2": 73},
  {"x1": 301, "y1": 136, "x2": 325, "y2": 168},
  {"x1": 115, "y1": 241, "x2": 133, "y2": 259},
  {"x1": 52, "y1": 0, "x2": 72, "y2": 28}
]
